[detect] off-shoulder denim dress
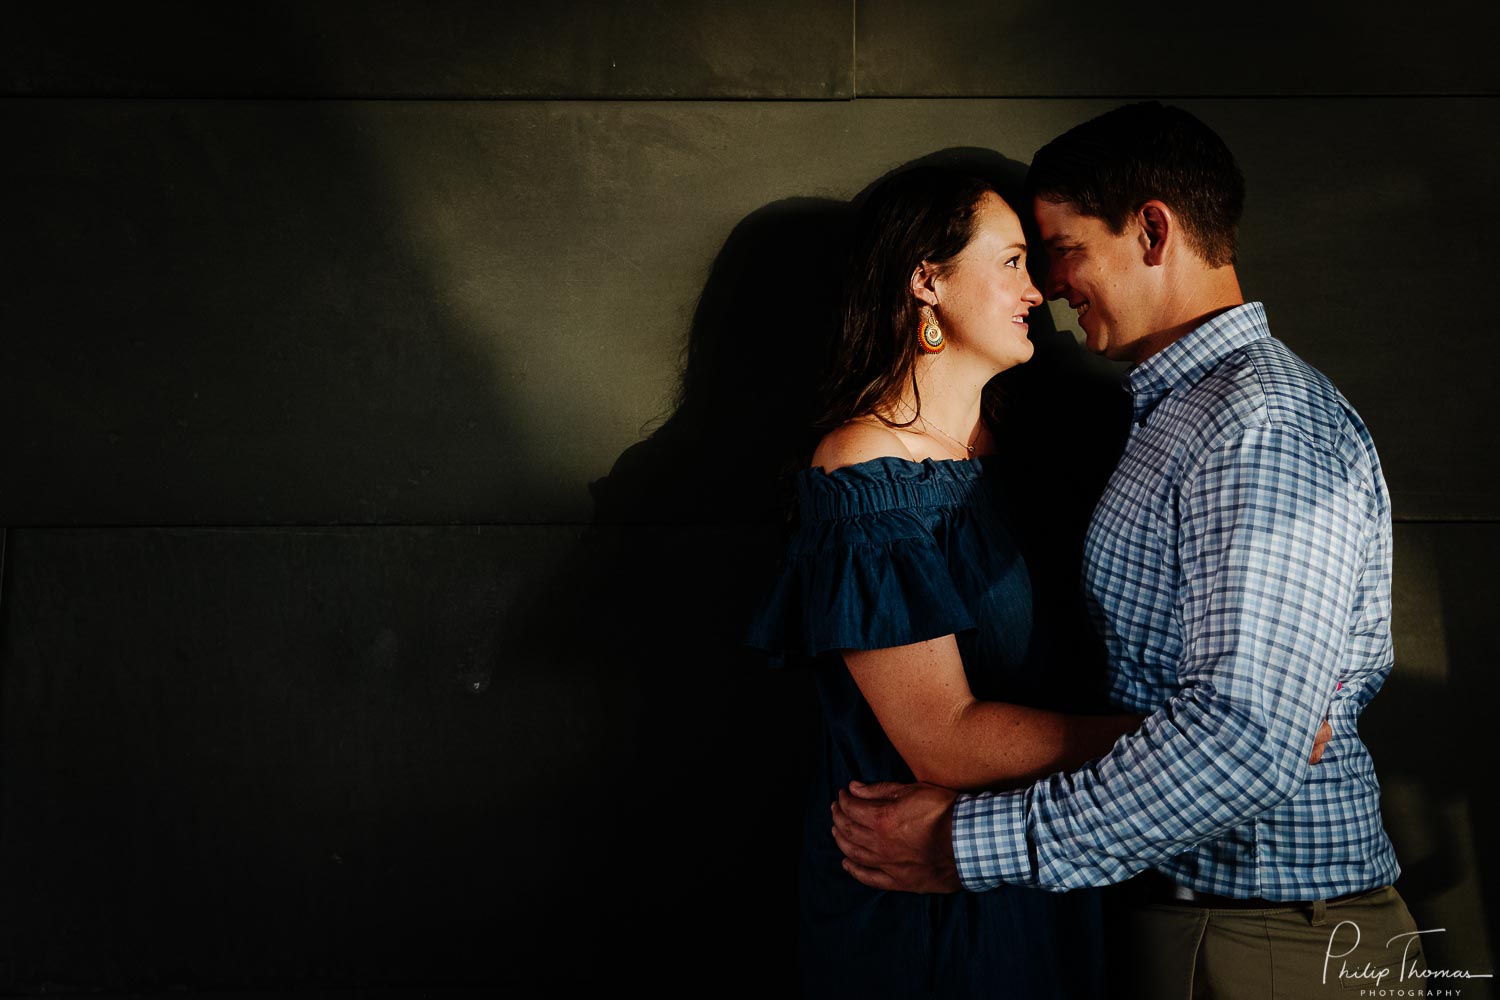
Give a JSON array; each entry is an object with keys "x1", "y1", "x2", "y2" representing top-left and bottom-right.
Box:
[{"x1": 747, "y1": 456, "x2": 1104, "y2": 998}]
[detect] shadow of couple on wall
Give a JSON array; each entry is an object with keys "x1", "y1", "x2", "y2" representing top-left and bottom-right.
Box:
[{"x1": 562, "y1": 148, "x2": 1131, "y2": 989}]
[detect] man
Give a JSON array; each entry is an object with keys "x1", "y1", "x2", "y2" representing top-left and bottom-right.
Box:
[{"x1": 831, "y1": 103, "x2": 1423, "y2": 997}]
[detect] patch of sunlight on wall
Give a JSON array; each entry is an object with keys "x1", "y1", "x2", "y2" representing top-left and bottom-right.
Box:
[{"x1": 1045, "y1": 300, "x2": 1082, "y2": 347}]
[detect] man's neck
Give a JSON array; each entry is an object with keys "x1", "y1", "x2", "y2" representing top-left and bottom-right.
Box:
[{"x1": 1131, "y1": 266, "x2": 1244, "y2": 364}]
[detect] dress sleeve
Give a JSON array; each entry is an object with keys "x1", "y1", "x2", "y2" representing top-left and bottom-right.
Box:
[{"x1": 745, "y1": 507, "x2": 976, "y2": 663}]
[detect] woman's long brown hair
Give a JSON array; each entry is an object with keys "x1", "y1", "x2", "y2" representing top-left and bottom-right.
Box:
[{"x1": 816, "y1": 167, "x2": 999, "y2": 430}]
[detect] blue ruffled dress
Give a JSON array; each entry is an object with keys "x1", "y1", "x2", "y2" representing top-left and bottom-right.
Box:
[{"x1": 747, "y1": 456, "x2": 1103, "y2": 998}]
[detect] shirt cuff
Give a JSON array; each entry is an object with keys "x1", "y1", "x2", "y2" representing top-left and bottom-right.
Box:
[{"x1": 952, "y1": 789, "x2": 1033, "y2": 891}]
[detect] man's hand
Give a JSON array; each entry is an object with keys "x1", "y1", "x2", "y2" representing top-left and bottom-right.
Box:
[{"x1": 831, "y1": 780, "x2": 961, "y2": 894}]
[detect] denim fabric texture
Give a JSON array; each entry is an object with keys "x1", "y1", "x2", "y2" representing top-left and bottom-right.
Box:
[{"x1": 749, "y1": 456, "x2": 1105, "y2": 998}]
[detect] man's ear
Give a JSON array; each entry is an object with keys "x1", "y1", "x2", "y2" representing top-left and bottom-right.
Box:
[
  {"x1": 909, "y1": 262, "x2": 941, "y2": 306},
  {"x1": 1138, "y1": 201, "x2": 1173, "y2": 266}
]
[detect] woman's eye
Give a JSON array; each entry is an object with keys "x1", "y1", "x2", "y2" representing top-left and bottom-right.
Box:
[{"x1": 1005, "y1": 255, "x2": 1023, "y2": 269}]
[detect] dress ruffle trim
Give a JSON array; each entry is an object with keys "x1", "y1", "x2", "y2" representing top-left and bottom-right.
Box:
[{"x1": 746, "y1": 524, "x2": 975, "y2": 663}]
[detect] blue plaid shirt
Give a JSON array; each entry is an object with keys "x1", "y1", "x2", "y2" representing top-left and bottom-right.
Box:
[{"x1": 954, "y1": 302, "x2": 1401, "y2": 900}]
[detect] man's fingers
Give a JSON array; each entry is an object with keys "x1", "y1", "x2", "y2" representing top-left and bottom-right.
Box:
[
  {"x1": 841, "y1": 857, "x2": 896, "y2": 891},
  {"x1": 831, "y1": 798, "x2": 878, "y2": 854},
  {"x1": 832, "y1": 824, "x2": 885, "y2": 867},
  {"x1": 846, "y1": 780, "x2": 905, "y2": 800},
  {"x1": 831, "y1": 796, "x2": 885, "y2": 860},
  {"x1": 836, "y1": 787, "x2": 887, "y2": 826}
]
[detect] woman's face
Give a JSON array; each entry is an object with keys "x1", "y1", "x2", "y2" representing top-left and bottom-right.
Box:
[{"x1": 930, "y1": 192, "x2": 1043, "y2": 373}]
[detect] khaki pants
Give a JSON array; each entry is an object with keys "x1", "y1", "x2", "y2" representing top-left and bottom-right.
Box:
[{"x1": 1118, "y1": 886, "x2": 1425, "y2": 999}]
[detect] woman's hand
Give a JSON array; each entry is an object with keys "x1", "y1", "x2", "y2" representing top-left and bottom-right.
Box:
[{"x1": 1310, "y1": 719, "x2": 1332, "y2": 764}]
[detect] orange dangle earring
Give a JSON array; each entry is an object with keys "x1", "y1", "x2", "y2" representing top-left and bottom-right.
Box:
[{"x1": 918, "y1": 305, "x2": 945, "y2": 353}]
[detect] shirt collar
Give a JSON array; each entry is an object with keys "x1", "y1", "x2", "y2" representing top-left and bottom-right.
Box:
[{"x1": 1125, "y1": 301, "x2": 1270, "y2": 425}]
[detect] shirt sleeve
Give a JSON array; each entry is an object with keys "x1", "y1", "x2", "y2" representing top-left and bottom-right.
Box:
[{"x1": 953, "y1": 424, "x2": 1375, "y2": 892}]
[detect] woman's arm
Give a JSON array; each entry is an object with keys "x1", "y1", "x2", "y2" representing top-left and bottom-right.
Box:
[{"x1": 842, "y1": 636, "x2": 1141, "y2": 792}]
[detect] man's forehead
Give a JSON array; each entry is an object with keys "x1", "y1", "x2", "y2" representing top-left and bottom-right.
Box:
[
  {"x1": 1033, "y1": 199, "x2": 1098, "y2": 243},
  {"x1": 1035, "y1": 216, "x2": 1075, "y2": 246}
]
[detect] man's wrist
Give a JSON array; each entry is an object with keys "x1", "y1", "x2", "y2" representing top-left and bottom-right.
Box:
[{"x1": 953, "y1": 789, "x2": 1032, "y2": 891}]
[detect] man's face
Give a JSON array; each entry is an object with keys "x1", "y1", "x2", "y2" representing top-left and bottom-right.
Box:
[{"x1": 1033, "y1": 197, "x2": 1156, "y2": 363}]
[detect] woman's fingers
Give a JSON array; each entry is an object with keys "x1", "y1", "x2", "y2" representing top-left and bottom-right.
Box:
[{"x1": 1310, "y1": 719, "x2": 1333, "y2": 764}]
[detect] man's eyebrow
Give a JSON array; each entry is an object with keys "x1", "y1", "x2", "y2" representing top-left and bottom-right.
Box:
[{"x1": 1042, "y1": 233, "x2": 1075, "y2": 248}]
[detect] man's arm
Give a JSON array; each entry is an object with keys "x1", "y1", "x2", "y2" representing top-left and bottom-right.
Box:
[{"x1": 836, "y1": 424, "x2": 1372, "y2": 892}]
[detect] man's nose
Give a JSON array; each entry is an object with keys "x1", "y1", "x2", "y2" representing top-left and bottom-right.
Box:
[{"x1": 1042, "y1": 268, "x2": 1067, "y2": 301}]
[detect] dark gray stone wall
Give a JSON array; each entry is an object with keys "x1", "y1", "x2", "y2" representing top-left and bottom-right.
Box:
[{"x1": 2, "y1": 2, "x2": 1494, "y2": 994}]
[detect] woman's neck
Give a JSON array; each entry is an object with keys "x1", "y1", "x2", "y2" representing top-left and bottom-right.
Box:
[{"x1": 904, "y1": 356, "x2": 988, "y2": 442}]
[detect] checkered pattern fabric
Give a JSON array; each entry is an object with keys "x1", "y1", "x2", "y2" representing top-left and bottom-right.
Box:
[{"x1": 954, "y1": 302, "x2": 1401, "y2": 900}]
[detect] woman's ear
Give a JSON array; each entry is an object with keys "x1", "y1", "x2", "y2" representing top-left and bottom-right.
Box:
[
  {"x1": 1138, "y1": 201, "x2": 1173, "y2": 267},
  {"x1": 909, "y1": 262, "x2": 941, "y2": 307}
]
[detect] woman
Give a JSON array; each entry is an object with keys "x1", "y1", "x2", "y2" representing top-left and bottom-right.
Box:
[{"x1": 746, "y1": 167, "x2": 1138, "y2": 997}]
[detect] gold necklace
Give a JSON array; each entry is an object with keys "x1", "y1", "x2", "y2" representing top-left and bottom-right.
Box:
[{"x1": 920, "y1": 416, "x2": 976, "y2": 458}]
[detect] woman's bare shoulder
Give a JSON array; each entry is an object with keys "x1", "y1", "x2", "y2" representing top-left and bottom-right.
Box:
[{"x1": 811, "y1": 418, "x2": 914, "y2": 472}]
